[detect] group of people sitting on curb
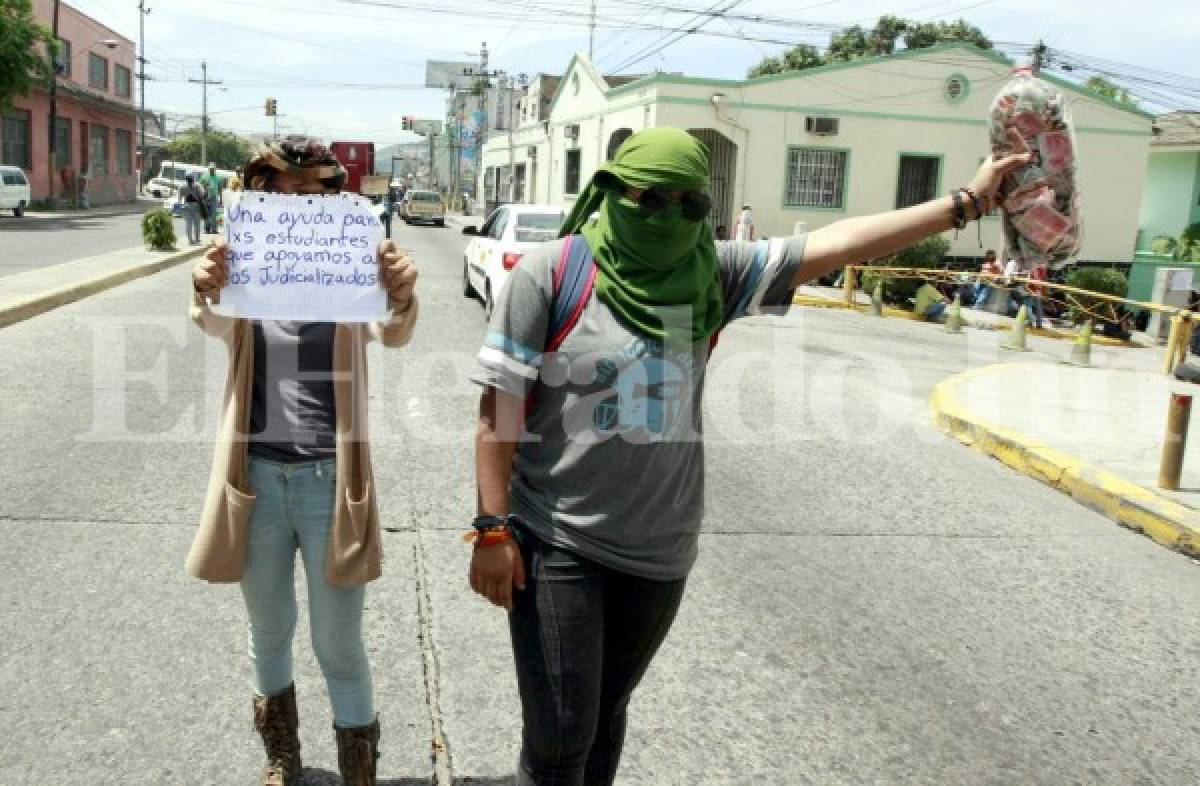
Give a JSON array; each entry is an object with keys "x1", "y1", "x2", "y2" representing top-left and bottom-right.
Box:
[
  {"x1": 186, "y1": 130, "x2": 1028, "y2": 785},
  {"x1": 912, "y1": 248, "x2": 1049, "y2": 327}
]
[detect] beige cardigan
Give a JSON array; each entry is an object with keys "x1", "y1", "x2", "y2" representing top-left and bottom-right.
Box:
[{"x1": 185, "y1": 291, "x2": 418, "y2": 587}]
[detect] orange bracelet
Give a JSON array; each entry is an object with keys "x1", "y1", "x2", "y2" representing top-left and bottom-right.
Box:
[{"x1": 463, "y1": 525, "x2": 514, "y2": 548}]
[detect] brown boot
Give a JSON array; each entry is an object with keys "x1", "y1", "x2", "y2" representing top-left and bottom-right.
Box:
[
  {"x1": 252, "y1": 683, "x2": 302, "y2": 786},
  {"x1": 334, "y1": 719, "x2": 380, "y2": 786}
]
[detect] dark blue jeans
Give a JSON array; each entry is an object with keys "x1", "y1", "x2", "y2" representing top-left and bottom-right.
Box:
[{"x1": 510, "y1": 536, "x2": 687, "y2": 786}]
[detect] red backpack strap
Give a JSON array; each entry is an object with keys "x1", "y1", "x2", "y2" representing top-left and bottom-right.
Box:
[{"x1": 547, "y1": 234, "x2": 597, "y2": 352}]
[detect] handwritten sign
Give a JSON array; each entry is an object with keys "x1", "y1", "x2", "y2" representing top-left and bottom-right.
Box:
[{"x1": 218, "y1": 191, "x2": 388, "y2": 322}]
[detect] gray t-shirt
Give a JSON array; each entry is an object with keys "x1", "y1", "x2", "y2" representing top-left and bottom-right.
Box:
[
  {"x1": 470, "y1": 236, "x2": 805, "y2": 579},
  {"x1": 249, "y1": 321, "x2": 338, "y2": 463}
]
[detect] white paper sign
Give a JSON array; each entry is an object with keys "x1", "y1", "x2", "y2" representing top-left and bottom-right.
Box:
[{"x1": 218, "y1": 191, "x2": 388, "y2": 322}]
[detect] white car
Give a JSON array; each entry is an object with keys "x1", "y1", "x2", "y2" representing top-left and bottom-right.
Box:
[
  {"x1": 462, "y1": 204, "x2": 565, "y2": 317},
  {"x1": 0, "y1": 165, "x2": 31, "y2": 217},
  {"x1": 144, "y1": 177, "x2": 178, "y2": 199}
]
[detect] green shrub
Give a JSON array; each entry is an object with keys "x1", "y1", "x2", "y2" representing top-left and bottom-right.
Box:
[
  {"x1": 141, "y1": 208, "x2": 177, "y2": 251},
  {"x1": 1065, "y1": 266, "x2": 1127, "y2": 324},
  {"x1": 1150, "y1": 235, "x2": 1178, "y2": 256},
  {"x1": 860, "y1": 235, "x2": 951, "y2": 306}
]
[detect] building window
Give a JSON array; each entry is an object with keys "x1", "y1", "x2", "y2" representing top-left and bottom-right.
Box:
[
  {"x1": 895, "y1": 154, "x2": 940, "y2": 209},
  {"x1": 89, "y1": 124, "x2": 109, "y2": 175},
  {"x1": 785, "y1": 147, "x2": 847, "y2": 209},
  {"x1": 484, "y1": 166, "x2": 496, "y2": 201},
  {"x1": 51, "y1": 116, "x2": 72, "y2": 167},
  {"x1": 88, "y1": 53, "x2": 109, "y2": 90},
  {"x1": 1, "y1": 109, "x2": 33, "y2": 169},
  {"x1": 115, "y1": 129, "x2": 133, "y2": 175},
  {"x1": 54, "y1": 37, "x2": 72, "y2": 77},
  {"x1": 564, "y1": 149, "x2": 581, "y2": 195},
  {"x1": 115, "y1": 65, "x2": 132, "y2": 98}
]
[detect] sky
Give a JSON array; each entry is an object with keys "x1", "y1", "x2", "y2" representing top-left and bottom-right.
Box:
[{"x1": 65, "y1": 0, "x2": 1200, "y2": 148}]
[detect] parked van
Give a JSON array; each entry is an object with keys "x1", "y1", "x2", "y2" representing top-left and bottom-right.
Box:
[{"x1": 0, "y1": 166, "x2": 31, "y2": 217}]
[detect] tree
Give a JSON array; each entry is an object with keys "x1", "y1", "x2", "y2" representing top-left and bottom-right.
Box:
[
  {"x1": 1084, "y1": 76, "x2": 1138, "y2": 107},
  {"x1": 164, "y1": 128, "x2": 256, "y2": 171},
  {"x1": 903, "y1": 19, "x2": 991, "y2": 50},
  {"x1": 0, "y1": 0, "x2": 55, "y2": 111},
  {"x1": 748, "y1": 15, "x2": 992, "y2": 77}
]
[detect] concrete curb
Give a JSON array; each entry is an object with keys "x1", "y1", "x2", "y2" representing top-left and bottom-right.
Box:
[
  {"x1": 930, "y1": 365, "x2": 1200, "y2": 559},
  {"x1": 0, "y1": 245, "x2": 205, "y2": 329}
]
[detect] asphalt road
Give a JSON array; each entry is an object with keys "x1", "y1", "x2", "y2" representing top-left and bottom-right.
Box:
[
  {"x1": 0, "y1": 220, "x2": 1197, "y2": 784},
  {"x1": 0, "y1": 206, "x2": 163, "y2": 278}
]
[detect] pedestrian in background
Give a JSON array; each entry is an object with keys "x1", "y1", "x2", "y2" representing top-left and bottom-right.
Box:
[
  {"x1": 187, "y1": 138, "x2": 419, "y2": 786},
  {"x1": 974, "y1": 249, "x2": 1001, "y2": 308},
  {"x1": 229, "y1": 166, "x2": 245, "y2": 192},
  {"x1": 202, "y1": 162, "x2": 223, "y2": 233},
  {"x1": 468, "y1": 126, "x2": 1029, "y2": 786},
  {"x1": 181, "y1": 174, "x2": 203, "y2": 245},
  {"x1": 1028, "y1": 263, "x2": 1047, "y2": 328},
  {"x1": 734, "y1": 203, "x2": 755, "y2": 240}
]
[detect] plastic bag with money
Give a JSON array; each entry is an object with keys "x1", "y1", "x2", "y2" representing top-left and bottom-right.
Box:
[{"x1": 988, "y1": 67, "x2": 1081, "y2": 272}]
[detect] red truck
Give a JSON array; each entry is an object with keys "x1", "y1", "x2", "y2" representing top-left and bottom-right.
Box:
[{"x1": 329, "y1": 141, "x2": 376, "y2": 194}]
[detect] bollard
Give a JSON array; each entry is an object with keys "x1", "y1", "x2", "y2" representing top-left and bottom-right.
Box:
[
  {"x1": 1066, "y1": 319, "x2": 1093, "y2": 367},
  {"x1": 1002, "y1": 305, "x2": 1031, "y2": 352},
  {"x1": 868, "y1": 281, "x2": 884, "y2": 317},
  {"x1": 1158, "y1": 392, "x2": 1193, "y2": 491},
  {"x1": 843, "y1": 266, "x2": 857, "y2": 308},
  {"x1": 944, "y1": 293, "x2": 964, "y2": 334}
]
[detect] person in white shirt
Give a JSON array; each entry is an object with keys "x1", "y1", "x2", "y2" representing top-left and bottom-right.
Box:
[{"x1": 734, "y1": 204, "x2": 755, "y2": 241}]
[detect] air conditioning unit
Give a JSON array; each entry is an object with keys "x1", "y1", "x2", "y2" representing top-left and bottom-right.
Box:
[
  {"x1": 805, "y1": 116, "x2": 839, "y2": 136},
  {"x1": 564, "y1": 123, "x2": 580, "y2": 140}
]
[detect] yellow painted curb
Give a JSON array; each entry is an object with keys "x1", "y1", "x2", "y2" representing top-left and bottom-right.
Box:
[
  {"x1": 930, "y1": 367, "x2": 1200, "y2": 559},
  {"x1": 0, "y1": 246, "x2": 205, "y2": 329}
]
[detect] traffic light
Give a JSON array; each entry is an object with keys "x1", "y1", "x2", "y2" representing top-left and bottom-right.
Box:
[
  {"x1": 265, "y1": 98, "x2": 277, "y2": 117},
  {"x1": 402, "y1": 116, "x2": 414, "y2": 131}
]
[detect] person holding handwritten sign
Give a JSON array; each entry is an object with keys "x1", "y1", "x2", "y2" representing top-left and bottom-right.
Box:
[{"x1": 186, "y1": 137, "x2": 417, "y2": 786}]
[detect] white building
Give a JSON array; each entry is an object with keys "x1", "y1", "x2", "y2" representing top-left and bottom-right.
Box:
[{"x1": 481, "y1": 43, "x2": 1153, "y2": 264}]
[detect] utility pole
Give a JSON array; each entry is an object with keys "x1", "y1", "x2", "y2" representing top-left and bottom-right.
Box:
[
  {"x1": 187, "y1": 61, "x2": 222, "y2": 164},
  {"x1": 137, "y1": 0, "x2": 150, "y2": 185},
  {"x1": 588, "y1": 0, "x2": 597, "y2": 60},
  {"x1": 46, "y1": 0, "x2": 61, "y2": 206}
]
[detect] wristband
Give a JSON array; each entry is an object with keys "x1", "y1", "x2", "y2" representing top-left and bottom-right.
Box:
[
  {"x1": 950, "y1": 190, "x2": 967, "y2": 230},
  {"x1": 961, "y1": 187, "x2": 983, "y2": 221},
  {"x1": 471, "y1": 513, "x2": 522, "y2": 532},
  {"x1": 463, "y1": 525, "x2": 516, "y2": 548}
]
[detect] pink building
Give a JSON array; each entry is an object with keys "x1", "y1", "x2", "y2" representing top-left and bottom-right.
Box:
[{"x1": 0, "y1": 0, "x2": 138, "y2": 206}]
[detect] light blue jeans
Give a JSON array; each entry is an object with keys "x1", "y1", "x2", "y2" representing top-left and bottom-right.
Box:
[{"x1": 240, "y1": 456, "x2": 375, "y2": 727}]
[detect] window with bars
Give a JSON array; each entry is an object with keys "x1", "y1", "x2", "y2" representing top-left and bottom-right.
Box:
[
  {"x1": 895, "y1": 155, "x2": 940, "y2": 209},
  {"x1": 54, "y1": 38, "x2": 71, "y2": 77},
  {"x1": 88, "y1": 53, "x2": 108, "y2": 90},
  {"x1": 1, "y1": 110, "x2": 32, "y2": 169},
  {"x1": 564, "y1": 149, "x2": 581, "y2": 195},
  {"x1": 115, "y1": 129, "x2": 133, "y2": 174},
  {"x1": 115, "y1": 65, "x2": 132, "y2": 98},
  {"x1": 785, "y1": 147, "x2": 847, "y2": 209},
  {"x1": 89, "y1": 124, "x2": 108, "y2": 175}
]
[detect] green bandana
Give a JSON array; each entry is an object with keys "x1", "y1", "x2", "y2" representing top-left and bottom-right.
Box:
[{"x1": 559, "y1": 127, "x2": 723, "y2": 344}]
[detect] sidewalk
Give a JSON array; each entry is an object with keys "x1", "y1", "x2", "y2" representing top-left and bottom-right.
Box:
[
  {"x1": 0, "y1": 243, "x2": 205, "y2": 328},
  {"x1": 23, "y1": 197, "x2": 161, "y2": 221},
  {"x1": 932, "y1": 363, "x2": 1200, "y2": 558}
]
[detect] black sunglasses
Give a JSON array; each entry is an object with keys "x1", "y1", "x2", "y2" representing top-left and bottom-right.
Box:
[{"x1": 629, "y1": 186, "x2": 712, "y2": 222}]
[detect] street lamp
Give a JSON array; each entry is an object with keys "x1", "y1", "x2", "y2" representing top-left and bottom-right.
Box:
[{"x1": 47, "y1": 34, "x2": 119, "y2": 207}]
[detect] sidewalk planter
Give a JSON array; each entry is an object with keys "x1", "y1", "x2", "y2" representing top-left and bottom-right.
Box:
[{"x1": 142, "y1": 208, "x2": 177, "y2": 251}]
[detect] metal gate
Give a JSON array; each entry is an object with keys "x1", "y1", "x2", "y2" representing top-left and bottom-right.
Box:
[{"x1": 687, "y1": 129, "x2": 737, "y2": 231}]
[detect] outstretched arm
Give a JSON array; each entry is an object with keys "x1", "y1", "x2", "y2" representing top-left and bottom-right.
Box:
[{"x1": 795, "y1": 148, "x2": 1031, "y2": 287}]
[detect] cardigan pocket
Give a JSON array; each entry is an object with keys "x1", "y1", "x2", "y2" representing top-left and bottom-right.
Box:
[
  {"x1": 345, "y1": 484, "x2": 372, "y2": 542},
  {"x1": 217, "y1": 481, "x2": 257, "y2": 577},
  {"x1": 186, "y1": 480, "x2": 257, "y2": 583}
]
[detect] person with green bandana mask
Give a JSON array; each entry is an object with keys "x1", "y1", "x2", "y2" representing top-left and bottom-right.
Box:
[{"x1": 468, "y1": 126, "x2": 1028, "y2": 785}]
